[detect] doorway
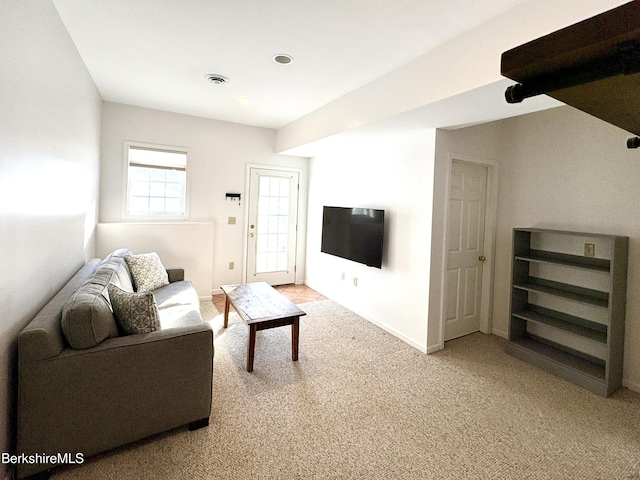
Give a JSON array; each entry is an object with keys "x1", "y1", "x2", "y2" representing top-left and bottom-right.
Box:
[
  {"x1": 445, "y1": 160, "x2": 488, "y2": 341},
  {"x1": 246, "y1": 167, "x2": 300, "y2": 285}
]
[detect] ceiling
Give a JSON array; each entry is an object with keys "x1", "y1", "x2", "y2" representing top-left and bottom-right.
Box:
[{"x1": 52, "y1": 0, "x2": 528, "y2": 130}]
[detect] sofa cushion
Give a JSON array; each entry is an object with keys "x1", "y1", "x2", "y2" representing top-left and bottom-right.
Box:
[
  {"x1": 108, "y1": 283, "x2": 161, "y2": 335},
  {"x1": 158, "y1": 304, "x2": 205, "y2": 330},
  {"x1": 21, "y1": 259, "x2": 103, "y2": 361},
  {"x1": 100, "y1": 248, "x2": 134, "y2": 292},
  {"x1": 61, "y1": 282, "x2": 119, "y2": 350},
  {"x1": 125, "y1": 252, "x2": 169, "y2": 293},
  {"x1": 153, "y1": 280, "x2": 198, "y2": 309},
  {"x1": 60, "y1": 249, "x2": 139, "y2": 349}
]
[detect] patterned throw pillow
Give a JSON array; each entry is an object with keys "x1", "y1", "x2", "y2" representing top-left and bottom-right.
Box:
[
  {"x1": 125, "y1": 252, "x2": 169, "y2": 293},
  {"x1": 107, "y1": 283, "x2": 161, "y2": 335}
]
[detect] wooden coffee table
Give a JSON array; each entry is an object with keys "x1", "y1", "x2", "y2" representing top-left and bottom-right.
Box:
[{"x1": 220, "y1": 282, "x2": 306, "y2": 372}]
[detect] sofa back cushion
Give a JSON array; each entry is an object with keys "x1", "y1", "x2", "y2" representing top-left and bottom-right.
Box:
[
  {"x1": 100, "y1": 248, "x2": 135, "y2": 292},
  {"x1": 19, "y1": 259, "x2": 102, "y2": 363},
  {"x1": 61, "y1": 249, "x2": 134, "y2": 349},
  {"x1": 61, "y1": 283, "x2": 119, "y2": 349}
]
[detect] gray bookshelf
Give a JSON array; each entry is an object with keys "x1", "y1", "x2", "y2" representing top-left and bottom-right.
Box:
[{"x1": 507, "y1": 228, "x2": 628, "y2": 397}]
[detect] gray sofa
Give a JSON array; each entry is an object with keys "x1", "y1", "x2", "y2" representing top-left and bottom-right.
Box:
[{"x1": 16, "y1": 249, "x2": 214, "y2": 479}]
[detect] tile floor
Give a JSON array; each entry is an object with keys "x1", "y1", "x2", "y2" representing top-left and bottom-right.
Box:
[{"x1": 212, "y1": 283, "x2": 327, "y2": 314}]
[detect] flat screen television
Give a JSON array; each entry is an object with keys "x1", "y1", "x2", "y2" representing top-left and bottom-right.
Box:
[{"x1": 321, "y1": 206, "x2": 385, "y2": 268}]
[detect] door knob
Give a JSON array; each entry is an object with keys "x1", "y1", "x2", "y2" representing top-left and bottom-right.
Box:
[{"x1": 479, "y1": 255, "x2": 486, "y2": 262}]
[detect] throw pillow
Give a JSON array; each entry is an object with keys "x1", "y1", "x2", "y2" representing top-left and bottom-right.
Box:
[
  {"x1": 125, "y1": 252, "x2": 169, "y2": 293},
  {"x1": 107, "y1": 283, "x2": 161, "y2": 335}
]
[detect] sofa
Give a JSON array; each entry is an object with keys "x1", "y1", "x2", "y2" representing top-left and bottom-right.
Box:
[{"x1": 16, "y1": 249, "x2": 214, "y2": 479}]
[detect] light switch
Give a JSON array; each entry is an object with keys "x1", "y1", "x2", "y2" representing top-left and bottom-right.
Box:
[{"x1": 228, "y1": 216, "x2": 236, "y2": 225}]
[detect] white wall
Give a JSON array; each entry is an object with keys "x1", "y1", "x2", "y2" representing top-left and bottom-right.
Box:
[
  {"x1": 436, "y1": 106, "x2": 640, "y2": 391},
  {"x1": 494, "y1": 106, "x2": 640, "y2": 392},
  {"x1": 0, "y1": 0, "x2": 102, "y2": 468},
  {"x1": 96, "y1": 222, "x2": 214, "y2": 298},
  {"x1": 276, "y1": 0, "x2": 628, "y2": 153},
  {"x1": 305, "y1": 129, "x2": 436, "y2": 351},
  {"x1": 100, "y1": 102, "x2": 308, "y2": 294}
]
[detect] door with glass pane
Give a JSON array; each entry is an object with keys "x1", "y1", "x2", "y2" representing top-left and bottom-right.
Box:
[{"x1": 246, "y1": 168, "x2": 299, "y2": 285}]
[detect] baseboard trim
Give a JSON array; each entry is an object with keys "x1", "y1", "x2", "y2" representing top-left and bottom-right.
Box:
[
  {"x1": 357, "y1": 310, "x2": 427, "y2": 354},
  {"x1": 303, "y1": 280, "x2": 427, "y2": 354},
  {"x1": 491, "y1": 328, "x2": 508, "y2": 339},
  {"x1": 622, "y1": 377, "x2": 640, "y2": 393}
]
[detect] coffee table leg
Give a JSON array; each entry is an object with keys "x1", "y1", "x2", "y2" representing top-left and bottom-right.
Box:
[
  {"x1": 223, "y1": 295, "x2": 230, "y2": 328},
  {"x1": 247, "y1": 324, "x2": 257, "y2": 372},
  {"x1": 292, "y1": 317, "x2": 299, "y2": 362}
]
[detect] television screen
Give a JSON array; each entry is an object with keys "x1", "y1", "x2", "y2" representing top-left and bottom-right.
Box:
[{"x1": 321, "y1": 206, "x2": 385, "y2": 268}]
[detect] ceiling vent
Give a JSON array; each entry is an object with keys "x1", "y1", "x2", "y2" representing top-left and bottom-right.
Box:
[
  {"x1": 273, "y1": 54, "x2": 294, "y2": 65},
  {"x1": 204, "y1": 74, "x2": 230, "y2": 85}
]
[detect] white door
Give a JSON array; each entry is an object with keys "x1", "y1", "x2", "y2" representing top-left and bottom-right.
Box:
[
  {"x1": 246, "y1": 168, "x2": 299, "y2": 285},
  {"x1": 445, "y1": 161, "x2": 488, "y2": 341}
]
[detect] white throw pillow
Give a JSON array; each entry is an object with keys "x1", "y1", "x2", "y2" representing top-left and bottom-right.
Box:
[{"x1": 125, "y1": 252, "x2": 169, "y2": 293}]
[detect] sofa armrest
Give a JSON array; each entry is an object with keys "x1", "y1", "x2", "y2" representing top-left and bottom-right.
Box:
[
  {"x1": 166, "y1": 268, "x2": 184, "y2": 283},
  {"x1": 17, "y1": 322, "x2": 213, "y2": 478}
]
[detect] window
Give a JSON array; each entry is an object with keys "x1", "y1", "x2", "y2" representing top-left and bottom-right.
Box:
[{"x1": 125, "y1": 143, "x2": 188, "y2": 218}]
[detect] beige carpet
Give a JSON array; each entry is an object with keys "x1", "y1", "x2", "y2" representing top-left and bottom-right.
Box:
[{"x1": 53, "y1": 299, "x2": 640, "y2": 479}]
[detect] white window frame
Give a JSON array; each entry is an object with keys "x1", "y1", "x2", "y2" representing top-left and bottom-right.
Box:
[{"x1": 122, "y1": 141, "x2": 191, "y2": 220}]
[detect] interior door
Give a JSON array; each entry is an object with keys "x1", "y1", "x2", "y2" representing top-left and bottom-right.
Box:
[
  {"x1": 246, "y1": 168, "x2": 299, "y2": 285},
  {"x1": 445, "y1": 161, "x2": 488, "y2": 341}
]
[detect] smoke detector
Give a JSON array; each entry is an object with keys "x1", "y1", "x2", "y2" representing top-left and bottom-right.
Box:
[{"x1": 204, "y1": 74, "x2": 230, "y2": 85}]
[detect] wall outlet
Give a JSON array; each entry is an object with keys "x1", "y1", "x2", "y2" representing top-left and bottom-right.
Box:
[
  {"x1": 229, "y1": 261, "x2": 235, "y2": 270},
  {"x1": 353, "y1": 277, "x2": 358, "y2": 286},
  {"x1": 340, "y1": 272, "x2": 345, "y2": 280},
  {"x1": 228, "y1": 216, "x2": 236, "y2": 225},
  {"x1": 584, "y1": 243, "x2": 595, "y2": 257}
]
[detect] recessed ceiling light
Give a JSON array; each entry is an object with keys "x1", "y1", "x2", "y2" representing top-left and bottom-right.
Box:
[
  {"x1": 204, "y1": 73, "x2": 230, "y2": 85},
  {"x1": 272, "y1": 54, "x2": 294, "y2": 65},
  {"x1": 235, "y1": 95, "x2": 251, "y2": 105}
]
